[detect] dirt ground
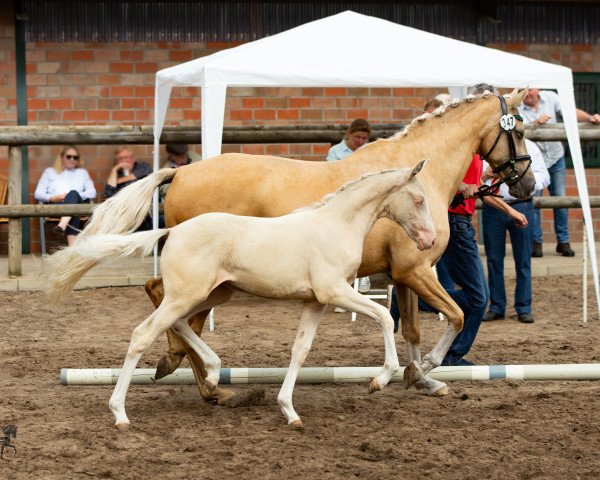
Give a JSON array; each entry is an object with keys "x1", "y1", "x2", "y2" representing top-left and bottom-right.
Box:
[{"x1": 1, "y1": 275, "x2": 600, "y2": 479}]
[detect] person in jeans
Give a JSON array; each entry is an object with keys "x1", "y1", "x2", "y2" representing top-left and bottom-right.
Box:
[
  {"x1": 34, "y1": 145, "x2": 97, "y2": 247},
  {"x1": 482, "y1": 140, "x2": 550, "y2": 324},
  {"x1": 390, "y1": 85, "x2": 527, "y2": 366},
  {"x1": 518, "y1": 89, "x2": 600, "y2": 258},
  {"x1": 326, "y1": 118, "x2": 373, "y2": 299}
]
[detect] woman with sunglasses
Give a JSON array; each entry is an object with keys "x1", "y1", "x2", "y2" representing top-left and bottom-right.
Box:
[{"x1": 34, "y1": 145, "x2": 97, "y2": 246}]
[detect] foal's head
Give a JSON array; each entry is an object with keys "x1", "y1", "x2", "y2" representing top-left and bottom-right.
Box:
[{"x1": 383, "y1": 160, "x2": 436, "y2": 251}]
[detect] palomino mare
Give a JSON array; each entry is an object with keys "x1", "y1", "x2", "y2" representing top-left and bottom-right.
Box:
[
  {"x1": 49, "y1": 89, "x2": 535, "y2": 404},
  {"x1": 47, "y1": 164, "x2": 436, "y2": 428}
]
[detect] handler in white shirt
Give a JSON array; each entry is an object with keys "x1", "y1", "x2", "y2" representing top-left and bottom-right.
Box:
[
  {"x1": 481, "y1": 139, "x2": 549, "y2": 324},
  {"x1": 35, "y1": 145, "x2": 96, "y2": 246}
]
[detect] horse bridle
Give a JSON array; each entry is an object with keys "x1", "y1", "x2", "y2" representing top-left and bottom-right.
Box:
[
  {"x1": 478, "y1": 95, "x2": 532, "y2": 196},
  {"x1": 451, "y1": 95, "x2": 532, "y2": 208}
]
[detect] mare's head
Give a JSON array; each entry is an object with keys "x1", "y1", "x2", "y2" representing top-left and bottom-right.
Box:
[
  {"x1": 478, "y1": 88, "x2": 536, "y2": 199},
  {"x1": 382, "y1": 160, "x2": 436, "y2": 251}
]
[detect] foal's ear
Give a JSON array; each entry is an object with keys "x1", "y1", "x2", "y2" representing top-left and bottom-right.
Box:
[{"x1": 409, "y1": 159, "x2": 428, "y2": 179}]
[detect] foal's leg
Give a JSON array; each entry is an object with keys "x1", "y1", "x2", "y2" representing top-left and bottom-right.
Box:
[
  {"x1": 146, "y1": 278, "x2": 238, "y2": 406},
  {"x1": 324, "y1": 283, "x2": 400, "y2": 393},
  {"x1": 109, "y1": 304, "x2": 188, "y2": 429},
  {"x1": 395, "y1": 284, "x2": 448, "y2": 396},
  {"x1": 277, "y1": 301, "x2": 326, "y2": 428}
]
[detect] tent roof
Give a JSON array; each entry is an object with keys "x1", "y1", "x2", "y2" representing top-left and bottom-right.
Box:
[
  {"x1": 156, "y1": 10, "x2": 572, "y2": 89},
  {"x1": 151, "y1": 11, "x2": 600, "y2": 317}
]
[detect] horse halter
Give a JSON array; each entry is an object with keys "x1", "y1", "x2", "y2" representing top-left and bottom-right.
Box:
[
  {"x1": 450, "y1": 95, "x2": 532, "y2": 209},
  {"x1": 478, "y1": 95, "x2": 532, "y2": 196}
]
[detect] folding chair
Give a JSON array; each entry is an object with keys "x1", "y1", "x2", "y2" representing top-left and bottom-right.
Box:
[
  {"x1": 0, "y1": 174, "x2": 8, "y2": 225},
  {"x1": 39, "y1": 199, "x2": 93, "y2": 255}
]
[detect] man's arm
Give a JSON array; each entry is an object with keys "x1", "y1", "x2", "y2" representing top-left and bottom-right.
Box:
[
  {"x1": 462, "y1": 178, "x2": 528, "y2": 228},
  {"x1": 482, "y1": 193, "x2": 528, "y2": 228},
  {"x1": 576, "y1": 108, "x2": 600, "y2": 124}
]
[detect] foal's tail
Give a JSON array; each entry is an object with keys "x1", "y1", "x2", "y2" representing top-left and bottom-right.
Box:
[
  {"x1": 82, "y1": 168, "x2": 177, "y2": 237},
  {"x1": 44, "y1": 229, "x2": 170, "y2": 305}
]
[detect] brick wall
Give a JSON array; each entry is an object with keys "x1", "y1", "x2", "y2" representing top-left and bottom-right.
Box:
[{"x1": 1, "y1": 10, "x2": 600, "y2": 253}]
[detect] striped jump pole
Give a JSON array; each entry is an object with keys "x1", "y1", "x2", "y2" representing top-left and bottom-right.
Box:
[{"x1": 60, "y1": 364, "x2": 600, "y2": 386}]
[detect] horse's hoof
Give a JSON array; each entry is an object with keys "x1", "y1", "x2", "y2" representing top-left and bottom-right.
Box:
[
  {"x1": 155, "y1": 355, "x2": 178, "y2": 380},
  {"x1": 368, "y1": 378, "x2": 381, "y2": 394},
  {"x1": 415, "y1": 378, "x2": 449, "y2": 397},
  {"x1": 289, "y1": 420, "x2": 304, "y2": 431},
  {"x1": 115, "y1": 422, "x2": 130, "y2": 431},
  {"x1": 403, "y1": 362, "x2": 423, "y2": 389},
  {"x1": 432, "y1": 386, "x2": 449, "y2": 397},
  {"x1": 216, "y1": 388, "x2": 239, "y2": 407}
]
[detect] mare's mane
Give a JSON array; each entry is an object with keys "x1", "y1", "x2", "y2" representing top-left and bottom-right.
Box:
[
  {"x1": 359, "y1": 89, "x2": 498, "y2": 147},
  {"x1": 292, "y1": 168, "x2": 406, "y2": 213}
]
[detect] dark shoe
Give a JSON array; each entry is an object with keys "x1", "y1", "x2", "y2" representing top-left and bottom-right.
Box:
[
  {"x1": 482, "y1": 311, "x2": 505, "y2": 322},
  {"x1": 52, "y1": 225, "x2": 66, "y2": 236},
  {"x1": 556, "y1": 242, "x2": 575, "y2": 257},
  {"x1": 518, "y1": 313, "x2": 534, "y2": 323},
  {"x1": 532, "y1": 241, "x2": 543, "y2": 258}
]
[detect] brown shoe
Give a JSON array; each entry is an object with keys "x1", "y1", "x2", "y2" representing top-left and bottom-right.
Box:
[
  {"x1": 52, "y1": 225, "x2": 66, "y2": 237},
  {"x1": 518, "y1": 314, "x2": 534, "y2": 323},
  {"x1": 531, "y1": 241, "x2": 543, "y2": 258},
  {"x1": 483, "y1": 311, "x2": 504, "y2": 322},
  {"x1": 556, "y1": 242, "x2": 575, "y2": 257}
]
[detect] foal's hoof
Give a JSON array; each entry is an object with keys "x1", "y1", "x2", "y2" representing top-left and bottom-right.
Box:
[
  {"x1": 368, "y1": 378, "x2": 381, "y2": 394},
  {"x1": 403, "y1": 361, "x2": 424, "y2": 389},
  {"x1": 289, "y1": 420, "x2": 304, "y2": 431},
  {"x1": 114, "y1": 422, "x2": 130, "y2": 431}
]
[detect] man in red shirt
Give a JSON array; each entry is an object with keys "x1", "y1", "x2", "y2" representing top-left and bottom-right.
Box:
[{"x1": 391, "y1": 85, "x2": 527, "y2": 366}]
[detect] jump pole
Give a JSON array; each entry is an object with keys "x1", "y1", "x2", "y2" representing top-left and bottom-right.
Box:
[{"x1": 61, "y1": 364, "x2": 600, "y2": 385}]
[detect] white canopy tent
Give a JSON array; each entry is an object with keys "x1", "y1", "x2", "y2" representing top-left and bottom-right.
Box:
[{"x1": 153, "y1": 10, "x2": 600, "y2": 316}]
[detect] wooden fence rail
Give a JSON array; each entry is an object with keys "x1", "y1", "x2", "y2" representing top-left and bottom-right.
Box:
[
  {"x1": 0, "y1": 196, "x2": 597, "y2": 219},
  {"x1": 2, "y1": 122, "x2": 600, "y2": 277},
  {"x1": 0, "y1": 123, "x2": 600, "y2": 145}
]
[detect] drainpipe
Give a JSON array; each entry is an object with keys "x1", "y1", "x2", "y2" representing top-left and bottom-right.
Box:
[{"x1": 14, "y1": 0, "x2": 30, "y2": 253}]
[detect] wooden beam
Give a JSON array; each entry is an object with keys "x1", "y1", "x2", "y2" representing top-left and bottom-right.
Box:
[
  {"x1": 0, "y1": 197, "x2": 595, "y2": 218},
  {"x1": 0, "y1": 123, "x2": 597, "y2": 145},
  {"x1": 8, "y1": 146, "x2": 22, "y2": 277}
]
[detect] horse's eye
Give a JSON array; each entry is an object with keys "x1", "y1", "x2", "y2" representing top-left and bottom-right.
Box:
[
  {"x1": 414, "y1": 196, "x2": 424, "y2": 206},
  {"x1": 515, "y1": 130, "x2": 524, "y2": 139}
]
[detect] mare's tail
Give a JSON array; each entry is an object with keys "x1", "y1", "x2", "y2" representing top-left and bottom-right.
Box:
[
  {"x1": 44, "y1": 229, "x2": 170, "y2": 305},
  {"x1": 82, "y1": 168, "x2": 177, "y2": 236},
  {"x1": 42, "y1": 167, "x2": 177, "y2": 304}
]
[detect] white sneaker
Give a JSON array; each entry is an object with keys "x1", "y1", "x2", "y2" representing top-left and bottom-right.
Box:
[
  {"x1": 358, "y1": 277, "x2": 371, "y2": 293},
  {"x1": 334, "y1": 307, "x2": 347, "y2": 313}
]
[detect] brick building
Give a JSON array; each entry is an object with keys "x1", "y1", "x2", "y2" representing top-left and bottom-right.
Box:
[{"x1": 0, "y1": 0, "x2": 599, "y2": 253}]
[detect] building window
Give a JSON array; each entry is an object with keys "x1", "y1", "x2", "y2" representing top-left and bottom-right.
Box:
[{"x1": 571, "y1": 73, "x2": 600, "y2": 168}]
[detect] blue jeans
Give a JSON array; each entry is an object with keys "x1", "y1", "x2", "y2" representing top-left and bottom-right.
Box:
[
  {"x1": 533, "y1": 156, "x2": 568, "y2": 243},
  {"x1": 482, "y1": 201, "x2": 534, "y2": 316},
  {"x1": 59, "y1": 190, "x2": 85, "y2": 236},
  {"x1": 390, "y1": 214, "x2": 489, "y2": 365}
]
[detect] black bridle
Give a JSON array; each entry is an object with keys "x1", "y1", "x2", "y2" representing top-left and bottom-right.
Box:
[{"x1": 450, "y1": 95, "x2": 532, "y2": 209}]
